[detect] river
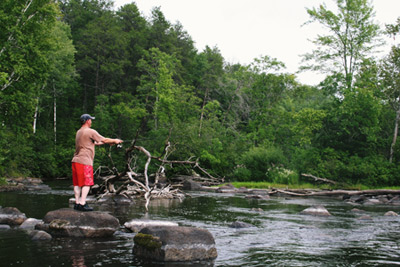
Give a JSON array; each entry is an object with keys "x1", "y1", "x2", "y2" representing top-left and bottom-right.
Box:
[{"x1": 1, "y1": 180, "x2": 400, "y2": 266}]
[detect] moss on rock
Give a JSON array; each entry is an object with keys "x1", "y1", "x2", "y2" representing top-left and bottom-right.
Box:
[{"x1": 134, "y1": 233, "x2": 162, "y2": 250}]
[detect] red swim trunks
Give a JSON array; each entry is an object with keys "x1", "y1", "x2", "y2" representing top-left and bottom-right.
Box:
[{"x1": 72, "y1": 162, "x2": 94, "y2": 187}]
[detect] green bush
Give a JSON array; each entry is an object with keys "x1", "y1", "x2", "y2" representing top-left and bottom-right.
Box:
[
  {"x1": 233, "y1": 167, "x2": 252, "y2": 181},
  {"x1": 239, "y1": 146, "x2": 287, "y2": 182},
  {"x1": 268, "y1": 167, "x2": 299, "y2": 185}
]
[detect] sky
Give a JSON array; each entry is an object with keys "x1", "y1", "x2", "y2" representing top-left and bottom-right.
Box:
[{"x1": 113, "y1": 0, "x2": 400, "y2": 85}]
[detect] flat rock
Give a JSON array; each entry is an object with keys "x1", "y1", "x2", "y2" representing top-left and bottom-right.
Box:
[
  {"x1": 133, "y1": 226, "x2": 217, "y2": 262},
  {"x1": 35, "y1": 208, "x2": 120, "y2": 238},
  {"x1": 124, "y1": 219, "x2": 178, "y2": 232}
]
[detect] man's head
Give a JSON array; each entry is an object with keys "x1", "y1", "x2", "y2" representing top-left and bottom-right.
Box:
[{"x1": 80, "y1": 114, "x2": 95, "y2": 125}]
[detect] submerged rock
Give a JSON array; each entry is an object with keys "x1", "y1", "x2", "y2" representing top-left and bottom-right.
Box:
[
  {"x1": 133, "y1": 226, "x2": 217, "y2": 262},
  {"x1": 36, "y1": 208, "x2": 120, "y2": 238},
  {"x1": 300, "y1": 205, "x2": 331, "y2": 216},
  {"x1": 0, "y1": 207, "x2": 27, "y2": 225},
  {"x1": 350, "y1": 208, "x2": 365, "y2": 213},
  {"x1": 358, "y1": 215, "x2": 373, "y2": 220},
  {"x1": 229, "y1": 221, "x2": 254, "y2": 228},
  {"x1": 124, "y1": 219, "x2": 178, "y2": 232}
]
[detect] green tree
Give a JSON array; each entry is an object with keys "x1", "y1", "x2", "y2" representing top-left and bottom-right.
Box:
[
  {"x1": 380, "y1": 18, "x2": 400, "y2": 162},
  {"x1": 302, "y1": 0, "x2": 381, "y2": 90},
  {"x1": 0, "y1": 0, "x2": 60, "y2": 177}
]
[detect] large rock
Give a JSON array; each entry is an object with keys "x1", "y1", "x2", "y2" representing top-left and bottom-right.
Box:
[
  {"x1": 300, "y1": 205, "x2": 331, "y2": 216},
  {"x1": 0, "y1": 207, "x2": 27, "y2": 225},
  {"x1": 35, "y1": 208, "x2": 119, "y2": 238},
  {"x1": 384, "y1": 211, "x2": 398, "y2": 216},
  {"x1": 124, "y1": 219, "x2": 178, "y2": 233},
  {"x1": 133, "y1": 226, "x2": 217, "y2": 262}
]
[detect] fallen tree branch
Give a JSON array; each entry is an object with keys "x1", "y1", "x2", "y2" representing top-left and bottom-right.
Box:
[
  {"x1": 95, "y1": 135, "x2": 220, "y2": 210},
  {"x1": 301, "y1": 173, "x2": 337, "y2": 185},
  {"x1": 270, "y1": 188, "x2": 400, "y2": 197}
]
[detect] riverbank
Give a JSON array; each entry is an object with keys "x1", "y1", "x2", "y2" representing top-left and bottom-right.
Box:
[{"x1": 0, "y1": 177, "x2": 51, "y2": 192}]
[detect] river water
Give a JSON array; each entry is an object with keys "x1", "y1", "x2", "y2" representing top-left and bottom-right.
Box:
[{"x1": 1, "y1": 180, "x2": 400, "y2": 266}]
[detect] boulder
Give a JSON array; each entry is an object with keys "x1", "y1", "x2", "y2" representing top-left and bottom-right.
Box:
[
  {"x1": 229, "y1": 221, "x2": 254, "y2": 228},
  {"x1": 300, "y1": 205, "x2": 331, "y2": 216},
  {"x1": 363, "y1": 198, "x2": 381, "y2": 205},
  {"x1": 182, "y1": 180, "x2": 202, "y2": 191},
  {"x1": 124, "y1": 219, "x2": 178, "y2": 233},
  {"x1": 347, "y1": 195, "x2": 367, "y2": 203},
  {"x1": 19, "y1": 218, "x2": 43, "y2": 230},
  {"x1": 0, "y1": 207, "x2": 27, "y2": 225},
  {"x1": 384, "y1": 211, "x2": 398, "y2": 216},
  {"x1": 0, "y1": 224, "x2": 11, "y2": 230},
  {"x1": 35, "y1": 208, "x2": 119, "y2": 238},
  {"x1": 133, "y1": 226, "x2": 217, "y2": 262}
]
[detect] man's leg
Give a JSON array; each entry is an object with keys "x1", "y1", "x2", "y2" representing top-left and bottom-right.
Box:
[
  {"x1": 79, "y1": 186, "x2": 90, "y2": 205},
  {"x1": 74, "y1": 186, "x2": 81, "y2": 204}
]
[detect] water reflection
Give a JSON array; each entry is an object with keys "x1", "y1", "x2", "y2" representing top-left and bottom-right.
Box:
[{"x1": 71, "y1": 255, "x2": 86, "y2": 267}]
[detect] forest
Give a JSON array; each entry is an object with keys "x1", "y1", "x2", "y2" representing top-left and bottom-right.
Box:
[{"x1": 1, "y1": 0, "x2": 400, "y2": 188}]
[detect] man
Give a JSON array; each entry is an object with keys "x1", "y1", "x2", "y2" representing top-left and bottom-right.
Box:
[{"x1": 71, "y1": 114, "x2": 123, "y2": 211}]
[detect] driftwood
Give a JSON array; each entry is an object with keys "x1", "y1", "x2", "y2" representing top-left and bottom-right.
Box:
[
  {"x1": 94, "y1": 136, "x2": 222, "y2": 210},
  {"x1": 270, "y1": 188, "x2": 400, "y2": 197},
  {"x1": 301, "y1": 173, "x2": 337, "y2": 185}
]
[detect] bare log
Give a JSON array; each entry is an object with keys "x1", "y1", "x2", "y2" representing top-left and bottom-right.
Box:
[
  {"x1": 301, "y1": 173, "x2": 337, "y2": 185},
  {"x1": 270, "y1": 188, "x2": 400, "y2": 197}
]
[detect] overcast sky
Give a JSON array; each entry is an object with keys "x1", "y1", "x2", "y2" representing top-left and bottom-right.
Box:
[{"x1": 113, "y1": 0, "x2": 400, "y2": 85}]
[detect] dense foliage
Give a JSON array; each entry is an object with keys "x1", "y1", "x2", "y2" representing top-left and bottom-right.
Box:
[{"x1": 1, "y1": 0, "x2": 400, "y2": 187}]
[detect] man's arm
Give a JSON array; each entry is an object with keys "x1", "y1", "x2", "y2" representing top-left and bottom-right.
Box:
[{"x1": 101, "y1": 138, "x2": 123, "y2": 145}]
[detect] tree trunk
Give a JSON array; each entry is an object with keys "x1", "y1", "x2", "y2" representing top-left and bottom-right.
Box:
[
  {"x1": 389, "y1": 107, "x2": 400, "y2": 163},
  {"x1": 53, "y1": 81, "x2": 57, "y2": 145},
  {"x1": 198, "y1": 88, "x2": 209, "y2": 137},
  {"x1": 33, "y1": 97, "x2": 39, "y2": 134}
]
